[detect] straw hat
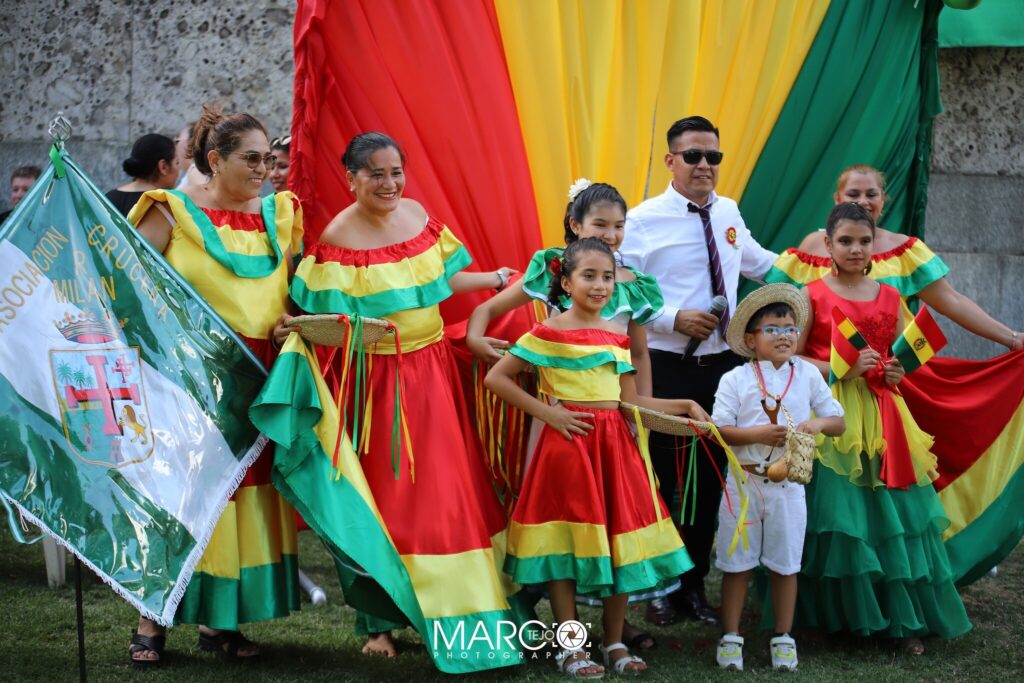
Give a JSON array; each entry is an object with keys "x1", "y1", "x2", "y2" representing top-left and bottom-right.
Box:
[
  {"x1": 620, "y1": 402, "x2": 712, "y2": 437},
  {"x1": 725, "y1": 283, "x2": 808, "y2": 358},
  {"x1": 285, "y1": 314, "x2": 390, "y2": 347}
]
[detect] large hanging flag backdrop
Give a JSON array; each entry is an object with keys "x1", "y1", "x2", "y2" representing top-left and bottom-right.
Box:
[
  {"x1": 287, "y1": 0, "x2": 1021, "y2": 585},
  {"x1": 291, "y1": 0, "x2": 943, "y2": 281},
  {"x1": 0, "y1": 147, "x2": 269, "y2": 625}
]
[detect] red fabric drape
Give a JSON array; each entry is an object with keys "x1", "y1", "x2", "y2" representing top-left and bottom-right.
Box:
[
  {"x1": 903, "y1": 352, "x2": 1024, "y2": 490},
  {"x1": 291, "y1": 0, "x2": 544, "y2": 321}
]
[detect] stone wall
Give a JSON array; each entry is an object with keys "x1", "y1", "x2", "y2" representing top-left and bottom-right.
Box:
[
  {"x1": 0, "y1": 0, "x2": 295, "y2": 192},
  {"x1": 927, "y1": 47, "x2": 1024, "y2": 359},
  {"x1": 0, "y1": 5, "x2": 1020, "y2": 358}
]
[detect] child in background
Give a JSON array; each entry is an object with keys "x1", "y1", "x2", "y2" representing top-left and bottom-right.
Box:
[
  {"x1": 712, "y1": 284, "x2": 845, "y2": 671},
  {"x1": 486, "y1": 237, "x2": 707, "y2": 678}
]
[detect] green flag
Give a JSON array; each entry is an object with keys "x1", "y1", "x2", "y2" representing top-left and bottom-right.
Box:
[{"x1": 0, "y1": 147, "x2": 267, "y2": 625}]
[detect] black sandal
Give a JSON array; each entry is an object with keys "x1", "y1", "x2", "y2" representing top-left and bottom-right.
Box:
[
  {"x1": 626, "y1": 629, "x2": 657, "y2": 651},
  {"x1": 128, "y1": 629, "x2": 166, "y2": 668},
  {"x1": 622, "y1": 619, "x2": 657, "y2": 651},
  {"x1": 197, "y1": 630, "x2": 260, "y2": 660}
]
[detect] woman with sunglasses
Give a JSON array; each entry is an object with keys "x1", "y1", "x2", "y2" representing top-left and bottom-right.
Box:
[
  {"x1": 124, "y1": 104, "x2": 303, "y2": 667},
  {"x1": 765, "y1": 164, "x2": 1024, "y2": 590}
]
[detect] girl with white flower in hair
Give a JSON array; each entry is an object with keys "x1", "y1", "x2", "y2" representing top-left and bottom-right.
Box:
[
  {"x1": 466, "y1": 179, "x2": 669, "y2": 651},
  {"x1": 467, "y1": 179, "x2": 663, "y2": 395}
]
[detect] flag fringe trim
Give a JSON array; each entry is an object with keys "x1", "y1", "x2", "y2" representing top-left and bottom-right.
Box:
[
  {"x1": 1, "y1": 433, "x2": 268, "y2": 627},
  {"x1": 163, "y1": 432, "x2": 268, "y2": 625}
]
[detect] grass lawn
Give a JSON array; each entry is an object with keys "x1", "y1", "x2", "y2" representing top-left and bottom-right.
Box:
[{"x1": 0, "y1": 529, "x2": 1019, "y2": 682}]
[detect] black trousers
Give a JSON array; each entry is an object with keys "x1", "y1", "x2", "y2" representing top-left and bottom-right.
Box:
[{"x1": 649, "y1": 348, "x2": 743, "y2": 594}]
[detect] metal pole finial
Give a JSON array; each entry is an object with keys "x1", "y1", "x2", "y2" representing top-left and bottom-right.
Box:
[{"x1": 48, "y1": 112, "x2": 73, "y2": 148}]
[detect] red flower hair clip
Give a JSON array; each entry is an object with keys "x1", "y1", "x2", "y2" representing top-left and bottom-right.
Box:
[{"x1": 549, "y1": 257, "x2": 562, "y2": 276}]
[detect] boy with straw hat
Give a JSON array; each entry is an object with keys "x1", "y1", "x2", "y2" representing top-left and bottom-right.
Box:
[{"x1": 711, "y1": 283, "x2": 845, "y2": 671}]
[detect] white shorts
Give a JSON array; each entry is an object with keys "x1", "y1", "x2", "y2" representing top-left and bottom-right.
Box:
[{"x1": 715, "y1": 469, "x2": 806, "y2": 576}]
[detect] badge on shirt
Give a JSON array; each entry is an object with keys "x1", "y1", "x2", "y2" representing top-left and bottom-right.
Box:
[{"x1": 726, "y1": 226, "x2": 738, "y2": 248}]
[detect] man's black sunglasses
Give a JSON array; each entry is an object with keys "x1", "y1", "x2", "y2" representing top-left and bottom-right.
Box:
[{"x1": 671, "y1": 149, "x2": 724, "y2": 166}]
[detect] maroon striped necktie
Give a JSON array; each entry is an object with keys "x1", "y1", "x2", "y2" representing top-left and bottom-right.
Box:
[{"x1": 688, "y1": 202, "x2": 730, "y2": 335}]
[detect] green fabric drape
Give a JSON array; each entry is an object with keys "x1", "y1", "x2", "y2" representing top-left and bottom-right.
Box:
[
  {"x1": 739, "y1": 0, "x2": 944, "y2": 259},
  {"x1": 939, "y1": 0, "x2": 1024, "y2": 48}
]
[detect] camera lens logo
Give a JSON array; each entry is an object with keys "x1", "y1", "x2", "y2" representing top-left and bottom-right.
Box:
[{"x1": 555, "y1": 620, "x2": 589, "y2": 650}]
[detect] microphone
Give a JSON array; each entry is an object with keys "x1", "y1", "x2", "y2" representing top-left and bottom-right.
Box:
[{"x1": 681, "y1": 295, "x2": 728, "y2": 361}]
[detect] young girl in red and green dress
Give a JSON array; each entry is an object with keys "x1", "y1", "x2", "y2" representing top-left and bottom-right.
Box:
[{"x1": 485, "y1": 237, "x2": 706, "y2": 678}]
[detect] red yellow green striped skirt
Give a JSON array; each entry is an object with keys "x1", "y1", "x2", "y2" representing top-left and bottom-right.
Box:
[
  {"x1": 505, "y1": 406, "x2": 692, "y2": 598},
  {"x1": 335, "y1": 337, "x2": 519, "y2": 636},
  {"x1": 176, "y1": 336, "x2": 300, "y2": 629}
]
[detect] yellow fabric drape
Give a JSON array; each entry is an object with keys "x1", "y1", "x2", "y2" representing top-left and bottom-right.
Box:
[
  {"x1": 494, "y1": 0, "x2": 831, "y2": 246},
  {"x1": 940, "y1": 403, "x2": 1024, "y2": 541}
]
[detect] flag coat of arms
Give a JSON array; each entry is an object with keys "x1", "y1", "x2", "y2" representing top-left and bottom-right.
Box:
[
  {"x1": 891, "y1": 305, "x2": 948, "y2": 373},
  {"x1": 0, "y1": 148, "x2": 268, "y2": 625}
]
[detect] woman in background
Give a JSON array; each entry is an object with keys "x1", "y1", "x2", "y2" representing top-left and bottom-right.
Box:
[
  {"x1": 269, "y1": 135, "x2": 291, "y2": 192},
  {"x1": 105, "y1": 133, "x2": 179, "y2": 216}
]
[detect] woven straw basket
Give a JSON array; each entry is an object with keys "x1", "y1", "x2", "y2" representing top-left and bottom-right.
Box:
[
  {"x1": 782, "y1": 429, "x2": 815, "y2": 484},
  {"x1": 619, "y1": 402, "x2": 712, "y2": 437},
  {"x1": 765, "y1": 404, "x2": 816, "y2": 484},
  {"x1": 285, "y1": 314, "x2": 390, "y2": 348}
]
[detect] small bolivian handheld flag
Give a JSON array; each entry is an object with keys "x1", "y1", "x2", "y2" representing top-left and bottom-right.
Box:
[
  {"x1": 892, "y1": 306, "x2": 947, "y2": 373},
  {"x1": 830, "y1": 307, "x2": 868, "y2": 385}
]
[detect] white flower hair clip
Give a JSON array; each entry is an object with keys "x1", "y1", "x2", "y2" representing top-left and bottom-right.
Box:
[{"x1": 567, "y1": 178, "x2": 593, "y2": 203}]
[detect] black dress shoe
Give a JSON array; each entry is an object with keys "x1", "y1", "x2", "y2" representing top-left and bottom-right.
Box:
[
  {"x1": 644, "y1": 597, "x2": 678, "y2": 626},
  {"x1": 669, "y1": 589, "x2": 720, "y2": 625}
]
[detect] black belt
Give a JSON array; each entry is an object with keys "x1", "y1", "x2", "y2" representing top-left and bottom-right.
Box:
[{"x1": 650, "y1": 348, "x2": 738, "y2": 367}]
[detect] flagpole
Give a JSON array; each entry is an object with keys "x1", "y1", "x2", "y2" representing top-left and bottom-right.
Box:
[
  {"x1": 45, "y1": 110, "x2": 87, "y2": 683},
  {"x1": 74, "y1": 556, "x2": 87, "y2": 683}
]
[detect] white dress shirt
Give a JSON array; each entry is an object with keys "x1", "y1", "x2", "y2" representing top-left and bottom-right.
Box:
[
  {"x1": 711, "y1": 358, "x2": 844, "y2": 466},
  {"x1": 620, "y1": 183, "x2": 777, "y2": 355}
]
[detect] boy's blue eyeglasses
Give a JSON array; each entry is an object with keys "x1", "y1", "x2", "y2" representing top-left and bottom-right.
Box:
[{"x1": 753, "y1": 325, "x2": 800, "y2": 338}]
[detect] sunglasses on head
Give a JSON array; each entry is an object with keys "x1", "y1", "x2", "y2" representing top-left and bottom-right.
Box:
[
  {"x1": 234, "y1": 152, "x2": 277, "y2": 169},
  {"x1": 672, "y1": 149, "x2": 724, "y2": 166},
  {"x1": 271, "y1": 135, "x2": 291, "y2": 148}
]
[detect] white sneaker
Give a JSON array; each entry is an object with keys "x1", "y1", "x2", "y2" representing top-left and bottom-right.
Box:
[
  {"x1": 770, "y1": 635, "x2": 798, "y2": 671},
  {"x1": 717, "y1": 633, "x2": 744, "y2": 671}
]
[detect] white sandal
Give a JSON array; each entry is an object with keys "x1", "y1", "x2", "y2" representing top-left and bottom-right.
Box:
[
  {"x1": 601, "y1": 642, "x2": 646, "y2": 675},
  {"x1": 556, "y1": 647, "x2": 605, "y2": 679}
]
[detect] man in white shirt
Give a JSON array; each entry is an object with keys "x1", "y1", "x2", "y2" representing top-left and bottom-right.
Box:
[{"x1": 620, "y1": 115, "x2": 777, "y2": 626}]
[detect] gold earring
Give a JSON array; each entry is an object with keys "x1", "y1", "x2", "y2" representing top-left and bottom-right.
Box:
[
  {"x1": 830, "y1": 259, "x2": 838, "y2": 277},
  {"x1": 863, "y1": 261, "x2": 873, "y2": 276}
]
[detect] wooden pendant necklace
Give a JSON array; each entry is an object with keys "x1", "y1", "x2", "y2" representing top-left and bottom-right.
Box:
[{"x1": 752, "y1": 359, "x2": 795, "y2": 425}]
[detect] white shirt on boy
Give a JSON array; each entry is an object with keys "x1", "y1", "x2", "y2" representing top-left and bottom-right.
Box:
[{"x1": 712, "y1": 357, "x2": 843, "y2": 467}]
